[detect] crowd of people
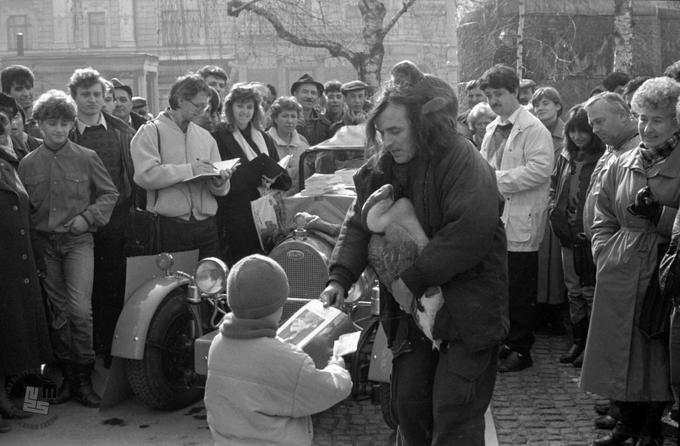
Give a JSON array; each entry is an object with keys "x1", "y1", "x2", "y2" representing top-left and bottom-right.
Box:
[{"x1": 0, "y1": 55, "x2": 679, "y2": 446}]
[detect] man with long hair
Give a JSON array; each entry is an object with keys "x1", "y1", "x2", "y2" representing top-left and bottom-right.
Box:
[{"x1": 321, "y1": 61, "x2": 508, "y2": 445}]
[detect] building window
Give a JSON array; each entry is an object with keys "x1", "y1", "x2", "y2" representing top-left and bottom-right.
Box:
[
  {"x1": 161, "y1": 10, "x2": 182, "y2": 46},
  {"x1": 88, "y1": 12, "x2": 107, "y2": 48},
  {"x1": 7, "y1": 15, "x2": 29, "y2": 51},
  {"x1": 161, "y1": 8, "x2": 202, "y2": 46}
]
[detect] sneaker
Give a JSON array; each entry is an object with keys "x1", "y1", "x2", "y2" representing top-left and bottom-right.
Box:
[{"x1": 498, "y1": 351, "x2": 533, "y2": 373}]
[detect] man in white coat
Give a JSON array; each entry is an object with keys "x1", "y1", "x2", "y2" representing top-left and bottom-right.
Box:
[{"x1": 479, "y1": 64, "x2": 554, "y2": 373}]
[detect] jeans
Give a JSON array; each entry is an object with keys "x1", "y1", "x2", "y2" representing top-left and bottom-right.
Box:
[
  {"x1": 506, "y1": 251, "x2": 538, "y2": 355},
  {"x1": 38, "y1": 232, "x2": 95, "y2": 364},
  {"x1": 561, "y1": 246, "x2": 594, "y2": 324},
  {"x1": 391, "y1": 335, "x2": 498, "y2": 446}
]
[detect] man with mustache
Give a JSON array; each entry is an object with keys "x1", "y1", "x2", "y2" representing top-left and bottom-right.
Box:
[
  {"x1": 291, "y1": 74, "x2": 332, "y2": 146},
  {"x1": 479, "y1": 64, "x2": 554, "y2": 373}
]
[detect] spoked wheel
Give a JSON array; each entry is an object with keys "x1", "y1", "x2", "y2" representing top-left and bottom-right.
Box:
[
  {"x1": 125, "y1": 289, "x2": 204, "y2": 409},
  {"x1": 378, "y1": 381, "x2": 398, "y2": 430},
  {"x1": 350, "y1": 316, "x2": 380, "y2": 400}
]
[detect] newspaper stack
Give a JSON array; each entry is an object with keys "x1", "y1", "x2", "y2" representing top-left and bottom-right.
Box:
[{"x1": 301, "y1": 173, "x2": 342, "y2": 196}]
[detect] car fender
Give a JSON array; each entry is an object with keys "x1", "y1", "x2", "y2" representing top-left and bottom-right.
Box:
[{"x1": 111, "y1": 276, "x2": 190, "y2": 360}]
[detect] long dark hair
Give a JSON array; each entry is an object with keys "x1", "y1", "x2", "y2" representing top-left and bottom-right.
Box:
[
  {"x1": 366, "y1": 74, "x2": 459, "y2": 165},
  {"x1": 563, "y1": 104, "x2": 606, "y2": 160}
]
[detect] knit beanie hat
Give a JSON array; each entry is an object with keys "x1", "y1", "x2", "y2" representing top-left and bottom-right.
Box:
[{"x1": 227, "y1": 254, "x2": 289, "y2": 319}]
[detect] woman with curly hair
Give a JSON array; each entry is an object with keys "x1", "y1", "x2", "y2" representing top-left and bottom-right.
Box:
[
  {"x1": 212, "y1": 83, "x2": 291, "y2": 265},
  {"x1": 549, "y1": 105, "x2": 605, "y2": 366},
  {"x1": 582, "y1": 77, "x2": 680, "y2": 446}
]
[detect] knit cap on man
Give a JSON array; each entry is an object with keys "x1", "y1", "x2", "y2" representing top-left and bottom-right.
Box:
[{"x1": 226, "y1": 254, "x2": 289, "y2": 319}]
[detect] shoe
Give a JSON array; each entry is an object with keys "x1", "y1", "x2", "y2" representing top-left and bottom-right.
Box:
[
  {"x1": 592, "y1": 432, "x2": 632, "y2": 446},
  {"x1": 0, "y1": 418, "x2": 10, "y2": 433},
  {"x1": 73, "y1": 363, "x2": 102, "y2": 408},
  {"x1": 48, "y1": 362, "x2": 74, "y2": 405},
  {"x1": 499, "y1": 344, "x2": 511, "y2": 360},
  {"x1": 595, "y1": 415, "x2": 618, "y2": 430},
  {"x1": 560, "y1": 343, "x2": 585, "y2": 363},
  {"x1": 595, "y1": 402, "x2": 611, "y2": 415},
  {"x1": 572, "y1": 354, "x2": 583, "y2": 368},
  {"x1": 635, "y1": 436, "x2": 664, "y2": 446},
  {"x1": 498, "y1": 351, "x2": 533, "y2": 373},
  {"x1": 0, "y1": 404, "x2": 31, "y2": 420}
]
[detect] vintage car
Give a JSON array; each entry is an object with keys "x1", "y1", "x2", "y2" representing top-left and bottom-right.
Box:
[{"x1": 105, "y1": 125, "x2": 394, "y2": 428}]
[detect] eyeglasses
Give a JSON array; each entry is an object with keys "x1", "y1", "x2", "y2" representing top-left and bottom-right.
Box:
[{"x1": 186, "y1": 99, "x2": 209, "y2": 112}]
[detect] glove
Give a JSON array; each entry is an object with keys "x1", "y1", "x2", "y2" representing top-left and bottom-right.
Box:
[{"x1": 627, "y1": 186, "x2": 662, "y2": 224}]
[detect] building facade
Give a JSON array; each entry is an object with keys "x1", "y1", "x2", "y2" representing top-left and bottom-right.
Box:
[{"x1": 0, "y1": 0, "x2": 454, "y2": 114}]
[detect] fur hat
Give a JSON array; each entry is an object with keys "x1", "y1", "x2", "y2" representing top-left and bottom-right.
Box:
[{"x1": 227, "y1": 254, "x2": 289, "y2": 319}]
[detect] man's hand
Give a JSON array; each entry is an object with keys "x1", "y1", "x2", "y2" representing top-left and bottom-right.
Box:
[
  {"x1": 211, "y1": 167, "x2": 233, "y2": 186},
  {"x1": 64, "y1": 215, "x2": 89, "y2": 234},
  {"x1": 192, "y1": 159, "x2": 216, "y2": 176},
  {"x1": 319, "y1": 281, "x2": 346, "y2": 309},
  {"x1": 391, "y1": 277, "x2": 415, "y2": 314},
  {"x1": 327, "y1": 355, "x2": 346, "y2": 369}
]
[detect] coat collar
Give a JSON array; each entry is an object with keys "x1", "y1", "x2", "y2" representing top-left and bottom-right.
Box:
[{"x1": 625, "y1": 139, "x2": 680, "y2": 178}]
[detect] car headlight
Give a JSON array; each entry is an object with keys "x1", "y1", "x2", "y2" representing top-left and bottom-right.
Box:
[{"x1": 194, "y1": 257, "x2": 228, "y2": 295}]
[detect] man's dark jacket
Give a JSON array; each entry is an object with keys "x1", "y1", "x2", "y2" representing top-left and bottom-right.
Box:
[{"x1": 329, "y1": 134, "x2": 509, "y2": 352}]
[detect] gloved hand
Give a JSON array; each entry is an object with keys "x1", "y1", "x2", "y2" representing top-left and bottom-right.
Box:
[{"x1": 627, "y1": 186, "x2": 662, "y2": 224}]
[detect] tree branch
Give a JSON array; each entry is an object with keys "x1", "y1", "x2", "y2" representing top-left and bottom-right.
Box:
[
  {"x1": 382, "y1": 0, "x2": 417, "y2": 37},
  {"x1": 226, "y1": 1, "x2": 357, "y2": 61}
]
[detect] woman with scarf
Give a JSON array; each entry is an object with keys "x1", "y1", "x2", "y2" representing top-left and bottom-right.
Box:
[
  {"x1": 582, "y1": 77, "x2": 680, "y2": 446},
  {"x1": 212, "y1": 83, "x2": 291, "y2": 265}
]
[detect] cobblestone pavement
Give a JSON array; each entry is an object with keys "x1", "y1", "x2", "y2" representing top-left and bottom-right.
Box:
[{"x1": 312, "y1": 331, "x2": 678, "y2": 446}]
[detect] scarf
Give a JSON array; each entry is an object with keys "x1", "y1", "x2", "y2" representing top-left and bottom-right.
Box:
[
  {"x1": 639, "y1": 130, "x2": 680, "y2": 169},
  {"x1": 232, "y1": 125, "x2": 269, "y2": 162},
  {"x1": 219, "y1": 312, "x2": 278, "y2": 339}
]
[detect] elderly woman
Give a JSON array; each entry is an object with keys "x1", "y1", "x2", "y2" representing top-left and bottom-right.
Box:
[
  {"x1": 131, "y1": 74, "x2": 232, "y2": 259},
  {"x1": 212, "y1": 83, "x2": 291, "y2": 265},
  {"x1": 266, "y1": 96, "x2": 309, "y2": 195},
  {"x1": 467, "y1": 101, "x2": 496, "y2": 148},
  {"x1": 533, "y1": 86, "x2": 567, "y2": 334},
  {"x1": 582, "y1": 77, "x2": 680, "y2": 446},
  {"x1": 549, "y1": 105, "x2": 606, "y2": 365}
]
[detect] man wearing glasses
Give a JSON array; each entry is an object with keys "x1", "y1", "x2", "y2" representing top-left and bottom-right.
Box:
[{"x1": 131, "y1": 74, "x2": 232, "y2": 260}]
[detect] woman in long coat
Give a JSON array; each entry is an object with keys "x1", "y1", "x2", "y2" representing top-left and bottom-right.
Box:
[
  {"x1": 581, "y1": 77, "x2": 680, "y2": 446},
  {"x1": 212, "y1": 84, "x2": 291, "y2": 265},
  {"x1": 0, "y1": 142, "x2": 53, "y2": 432}
]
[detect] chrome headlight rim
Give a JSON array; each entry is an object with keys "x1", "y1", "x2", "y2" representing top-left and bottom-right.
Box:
[{"x1": 194, "y1": 257, "x2": 228, "y2": 295}]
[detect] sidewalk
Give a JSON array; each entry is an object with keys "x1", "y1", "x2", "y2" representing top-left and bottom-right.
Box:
[{"x1": 312, "y1": 331, "x2": 677, "y2": 446}]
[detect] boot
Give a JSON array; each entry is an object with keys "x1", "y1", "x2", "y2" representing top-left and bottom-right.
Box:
[
  {"x1": 547, "y1": 303, "x2": 567, "y2": 335},
  {"x1": 48, "y1": 362, "x2": 74, "y2": 405},
  {"x1": 560, "y1": 317, "x2": 588, "y2": 363},
  {"x1": 592, "y1": 421, "x2": 633, "y2": 445},
  {"x1": 73, "y1": 363, "x2": 102, "y2": 408},
  {"x1": 635, "y1": 402, "x2": 666, "y2": 446}
]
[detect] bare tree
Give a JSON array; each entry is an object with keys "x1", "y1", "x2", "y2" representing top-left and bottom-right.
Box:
[
  {"x1": 227, "y1": 0, "x2": 418, "y2": 87},
  {"x1": 612, "y1": 0, "x2": 633, "y2": 73}
]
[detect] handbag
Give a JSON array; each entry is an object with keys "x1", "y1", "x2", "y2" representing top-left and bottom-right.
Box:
[
  {"x1": 124, "y1": 122, "x2": 161, "y2": 257},
  {"x1": 572, "y1": 233, "x2": 596, "y2": 286},
  {"x1": 637, "y1": 242, "x2": 672, "y2": 339}
]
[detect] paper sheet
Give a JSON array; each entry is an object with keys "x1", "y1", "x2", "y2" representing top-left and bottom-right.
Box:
[{"x1": 332, "y1": 330, "x2": 361, "y2": 357}]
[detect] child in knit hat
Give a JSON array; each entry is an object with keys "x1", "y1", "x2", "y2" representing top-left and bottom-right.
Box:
[{"x1": 204, "y1": 254, "x2": 352, "y2": 446}]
